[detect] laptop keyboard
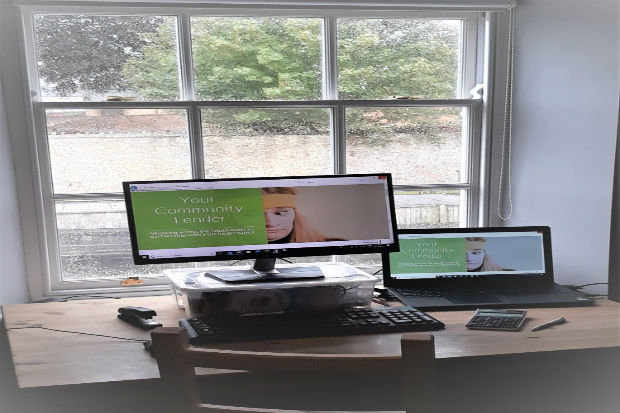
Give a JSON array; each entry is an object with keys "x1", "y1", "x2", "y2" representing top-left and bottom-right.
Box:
[{"x1": 394, "y1": 284, "x2": 567, "y2": 298}]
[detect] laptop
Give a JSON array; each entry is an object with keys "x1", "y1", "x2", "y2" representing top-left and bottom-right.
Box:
[{"x1": 381, "y1": 226, "x2": 593, "y2": 310}]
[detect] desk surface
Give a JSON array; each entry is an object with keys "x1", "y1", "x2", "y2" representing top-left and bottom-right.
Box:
[{"x1": 2, "y1": 296, "x2": 619, "y2": 388}]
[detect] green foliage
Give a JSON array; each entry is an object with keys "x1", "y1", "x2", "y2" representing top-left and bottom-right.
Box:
[
  {"x1": 35, "y1": 15, "x2": 460, "y2": 136},
  {"x1": 190, "y1": 17, "x2": 322, "y2": 100},
  {"x1": 34, "y1": 15, "x2": 167, "y2": 98},
  {"x1": 121, "y1": 23, "x2": 180, "y2": 100},
  {"x1": 338, "y1": 19, "x2": 459, "y2": 99},
  {"x1": 121, "y1": 17, "x2": 458, "y2": 102}
]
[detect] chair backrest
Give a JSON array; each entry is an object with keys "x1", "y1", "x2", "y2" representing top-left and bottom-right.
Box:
[{"x1": 151, "y1": 327, "x2": 436, "y2": 413}]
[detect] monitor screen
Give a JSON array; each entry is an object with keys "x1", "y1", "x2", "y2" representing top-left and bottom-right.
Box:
[
  {"x1": 123, "y1": 174, "x2": 399, "y2": 273},
  {"x1": 384, "y1": 228, "x2": 550, "y2": 281}
]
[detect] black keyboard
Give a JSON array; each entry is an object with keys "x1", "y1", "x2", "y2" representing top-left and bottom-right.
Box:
[{"x1": 180, "y1": 306, "x2": 444, "y2": 345}]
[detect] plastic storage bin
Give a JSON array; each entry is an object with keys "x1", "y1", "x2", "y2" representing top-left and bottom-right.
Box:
[{"x1": 164, "y1": 262, "x2": 378, "y2": 318}]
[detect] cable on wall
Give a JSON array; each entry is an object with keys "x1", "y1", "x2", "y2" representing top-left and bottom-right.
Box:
[{"x1": 498, "y1": 6, "x2": 515, "y2": 221}]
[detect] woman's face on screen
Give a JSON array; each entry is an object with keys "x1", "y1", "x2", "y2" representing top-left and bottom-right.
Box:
[
  {"x1": 466, "y1": 249, "x2": 485, "y2": 271},
  {"x1": 264, "y1": 207, "x2": 295, "y2": 242}
]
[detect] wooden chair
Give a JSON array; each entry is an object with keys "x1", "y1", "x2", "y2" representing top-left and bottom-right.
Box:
[{"x1": 151, "y1": 327, "x2": 437, "y2": 413}]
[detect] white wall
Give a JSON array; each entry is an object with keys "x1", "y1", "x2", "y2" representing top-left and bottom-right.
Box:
[
  {"x1": 508, "y1": 0, "x2": 620, "y2": 290},
  {"x1": 0, "y1": 77, "x2": 29, "y2": 305},
  {"x1": 0, "y1": 0, "x2": 30, "y2": 304}
]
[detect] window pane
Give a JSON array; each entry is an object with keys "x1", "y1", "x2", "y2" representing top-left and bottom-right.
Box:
[
  {"x1": 201, "y1": 108, "x2": 332, "y2": 177},
  {"x1": 46, "y1": 109, "x2": 191, "y2": 193},
  {"x1": 56, "y1": 200, "x2": 184, "y2": 280},
  {"x1": 33, "y1": 15, "x2": 179, "y2": 101},
  {"x1": 395, "y1": 190, "x2": 463, "y2": 228},
  {"x1": 345, "y1": 107, "x2": 467, "y2": 185},
  {"x1": 338, "y1": 19, "x2": 461, "y2": 99},
  {"x1": 191, "y1": 17, "x2": 322, "y2": 100}
]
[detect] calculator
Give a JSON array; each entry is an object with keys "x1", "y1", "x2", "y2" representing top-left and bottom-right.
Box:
[{"x1": 465, "y1": 309, "x2": 527, "y2": 331}]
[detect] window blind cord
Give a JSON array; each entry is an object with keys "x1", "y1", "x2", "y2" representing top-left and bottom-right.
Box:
[{"x1": 498, "y1": 6, "x2": 515, "y2": 221}]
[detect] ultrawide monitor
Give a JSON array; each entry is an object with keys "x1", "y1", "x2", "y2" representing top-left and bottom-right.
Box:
[{"x1": 123, "y1": 174, "x2": 399, "y2": 280}]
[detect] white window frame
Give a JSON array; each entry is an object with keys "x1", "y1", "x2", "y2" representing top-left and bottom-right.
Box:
[{"x1": 13, "y1": 3, "x2": 510, "y2": 300}]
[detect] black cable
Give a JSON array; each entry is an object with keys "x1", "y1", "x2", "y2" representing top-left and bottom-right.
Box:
[
  {"x1": 564, "y1": 283, "x2": 609, "y2": 299},
  {"x1": 562, "y1": 285, "x2": 608, "y2": 301},
  {"x1": 35, "y1": 295, "x2": 122, "y2": 303},
  {"x1": 7, "y1": 326, "x2": 148, "y2": 343},
  {"x1": 371, "y1": 298, "x2": 390, "y2": 306},
  {"x1": 574, "y1": 282, "x2": 608, "y2": 289},
  {"x1": 338, "y1": 284, "x2": 361, "y2": 294}
]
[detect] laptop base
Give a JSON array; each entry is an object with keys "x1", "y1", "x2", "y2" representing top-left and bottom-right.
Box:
[{"x1": 388, "y1": 283, "x2": 593, "y2": 311}]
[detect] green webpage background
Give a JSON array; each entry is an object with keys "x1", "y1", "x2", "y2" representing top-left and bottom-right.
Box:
[
  {"x1": 390, "y1": 238, "x2": 467, "y2": 274},
  {"x1": 130, "y1": 188, "x2": 268, "y2": 250}
]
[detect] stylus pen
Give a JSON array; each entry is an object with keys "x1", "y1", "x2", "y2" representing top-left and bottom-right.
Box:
[{"x1": 531, "y1": 317, "x2": 566, "y2": 332}]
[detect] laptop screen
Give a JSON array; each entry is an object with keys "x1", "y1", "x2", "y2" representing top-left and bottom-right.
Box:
[{"x1": 383, "y1": 227, "x2": 551, "y2": 281}]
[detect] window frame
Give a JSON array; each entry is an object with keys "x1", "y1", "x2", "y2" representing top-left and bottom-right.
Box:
[{"x1": 17, "y1": 4, "x2": 494, "y2": 298}]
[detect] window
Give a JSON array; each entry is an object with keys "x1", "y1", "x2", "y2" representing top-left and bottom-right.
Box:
[{"x1": 18, "y1": 4, "x2": 502, "y2": 296}]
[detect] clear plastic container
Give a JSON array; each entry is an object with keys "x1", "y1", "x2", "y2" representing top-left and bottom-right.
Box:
[{"x1": 164, "y1": 262, "x2": 378, "y2": 318}]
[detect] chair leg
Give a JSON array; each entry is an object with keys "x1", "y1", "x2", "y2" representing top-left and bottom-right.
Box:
[
  {"x1": 401, "y1": 333, "x2": 436, "y2": 413},
  {"x1": 151, "y1": 327, "x2": 202, "y2": 412}
]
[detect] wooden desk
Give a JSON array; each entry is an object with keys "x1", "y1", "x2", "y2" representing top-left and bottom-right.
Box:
[{"x1": 2, "y1": 296, "x2": 619, "y2": 389}]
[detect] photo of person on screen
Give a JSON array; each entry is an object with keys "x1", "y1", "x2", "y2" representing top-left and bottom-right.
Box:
[
  {"x1": 261, "y1": 187, "x2": 345, "y2": 243},
  {"x1": 465, "y1": 237, "x2": 511, "y2": 272}
]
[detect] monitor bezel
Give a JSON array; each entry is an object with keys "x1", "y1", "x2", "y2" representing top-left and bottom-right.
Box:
[
  {"x1": 382, "y1": 226, "x2": 555, "y2": 287},
  {"x1": 123, "y1": 173, "x2": 400, "y2": 265}
]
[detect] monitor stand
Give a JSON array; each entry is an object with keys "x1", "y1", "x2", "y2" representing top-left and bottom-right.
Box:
[{"x1": 205, "y1": 258, "x2": 325, "y2": 283}]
